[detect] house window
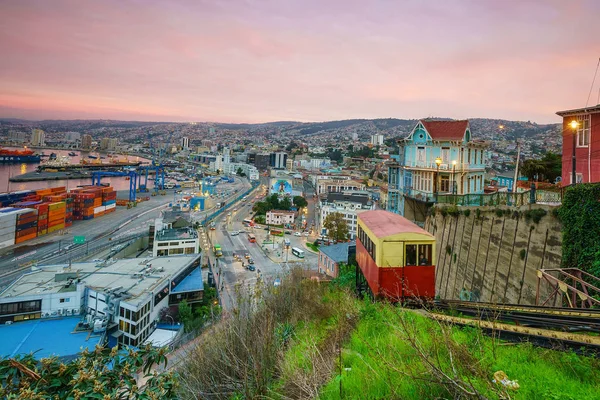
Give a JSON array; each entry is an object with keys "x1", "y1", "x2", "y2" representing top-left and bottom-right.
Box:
[
  {"x1": 441, "y1": 147, "x2": 450, "y2": 164},
  {"x1": 417, "y1": 147, "x2": 425, "y2": 163},
  {"x1": 440, "y1": 176, "x2": 450, "y2": 192},
  {"x1": 468, "y1": 149, "x2": 471, "y2": 163},
  {"x1": 576, "y1": 115, "x2": 590, "y2": 147}
]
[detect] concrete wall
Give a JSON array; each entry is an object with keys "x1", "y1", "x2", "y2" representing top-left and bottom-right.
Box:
[{"x1": 425, "y1": 205, "x2": 562, "y2": 305}]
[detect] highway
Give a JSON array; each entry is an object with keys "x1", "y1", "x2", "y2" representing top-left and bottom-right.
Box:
[{"x1": 0, "y1": 177, "x2": 251, "y2": 290}]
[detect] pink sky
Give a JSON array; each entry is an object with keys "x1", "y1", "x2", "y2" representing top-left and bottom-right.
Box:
[{"x1": 0, "y1": 0, "x2": 599, "y2": 123}]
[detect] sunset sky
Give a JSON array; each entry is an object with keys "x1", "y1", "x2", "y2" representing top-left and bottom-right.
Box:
[{"x1": 0, "y1": 0, "x2": 599, "y2": 123}]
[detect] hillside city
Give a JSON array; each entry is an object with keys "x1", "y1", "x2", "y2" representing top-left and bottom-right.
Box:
[{"x1": 1, "y1": 1, "x2": 599, "y2": 399}]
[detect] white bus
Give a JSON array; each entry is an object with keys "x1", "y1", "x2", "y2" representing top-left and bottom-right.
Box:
[{"x1": 291, "y1": 247, "x2": 305, "y2": 258}]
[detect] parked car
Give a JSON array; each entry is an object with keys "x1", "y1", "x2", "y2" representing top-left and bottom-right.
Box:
[
  {"x1": 248, "y1": 265, "x2": 256, "y2": 271},
  {"x1": 248, "y1": 258, "x2": 255, "y2": 264},
  {"x1": 245, "y1": 252, "x2": 251, "y2": 259},
  {"x1": 285, "y1": 230, "x2": 292, "y2": 235},
  {"x1": 303, "y1": 232, "x2": 309, "y2": 237},
  {"x1": 294, "y1": 232, "x2": 302, "y2": 237}
]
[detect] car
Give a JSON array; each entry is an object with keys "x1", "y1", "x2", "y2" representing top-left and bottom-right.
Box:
[
  {"x1": 294, "y1": 232, "x2": 302, "y2": 237},
  {"x1": 264, "y1": 226, "x2": 269, "y2": 230},
  {"x1": 232, "y1": 253, "x2": 239, "y2": 259},
  {"x1": 248, "y1": 265, "x2": 256, "y2": 271},
  {"x1": 245, "y1": 253, "x2": 251, "y2": 259},
  {"x1": 303, "y1": 232, "x2": 309, "y2": 237},
  {"x1": 230, "y1": 230, "x2": 239, "y2": 236},
  {"x1": 247, "y1": 258, "x2": 254, "y2": 264},
  {"x1": 285, "y1": 230, "x2": 292, "y2": 235},
  {"x1": 227, "y1": 212, "x2": 231, "y2": 216}
]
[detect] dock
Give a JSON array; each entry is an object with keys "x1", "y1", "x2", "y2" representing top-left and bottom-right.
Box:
[
  {"x1": 9, "y1": 171, "x2": 92, "y2": 182},
  {"x1": 37, "y1": 161, "x2": 143, "y2": 172}
]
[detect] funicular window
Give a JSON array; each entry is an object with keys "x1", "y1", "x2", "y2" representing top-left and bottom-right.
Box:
[
  {"x1": 406, "y1": 245, "x2": 417, "y2": 266},
  {"x1": 418, "y1": 244, "x2": 433, "y2": 265}
]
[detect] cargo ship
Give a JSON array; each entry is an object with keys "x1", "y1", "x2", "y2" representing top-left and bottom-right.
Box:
[{"x1": 0, "y1": 146, "x2": 41, "y2": 163}]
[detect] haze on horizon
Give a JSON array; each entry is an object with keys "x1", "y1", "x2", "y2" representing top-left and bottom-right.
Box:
[{"x1": 1, "y1": 0, "x2": 599, "y2": 125}]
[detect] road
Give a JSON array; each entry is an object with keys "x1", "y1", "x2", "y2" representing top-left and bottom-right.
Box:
[
  {"x1": 201, "y1": 184, "x2": 319, "y2": 310},
  {"x1": 0, "y1": 178, "x2": 251, "y2": 289}
]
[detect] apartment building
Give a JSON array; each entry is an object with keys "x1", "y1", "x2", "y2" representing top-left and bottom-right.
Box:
[{"x1": 319, "y1": 192, "x2": 374, "y2": 239}]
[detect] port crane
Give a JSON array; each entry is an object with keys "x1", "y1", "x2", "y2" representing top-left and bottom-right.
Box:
[{"x1": 91, "y1": 170, "x2": 138, "y2": 202}]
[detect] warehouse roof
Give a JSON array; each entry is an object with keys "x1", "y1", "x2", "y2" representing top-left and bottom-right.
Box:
[{"x1": 359, "y1": 210, "x2": 433, "y2": 239}]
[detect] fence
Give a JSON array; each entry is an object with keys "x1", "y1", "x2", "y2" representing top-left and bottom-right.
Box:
[{"x1": 436, "y1": 188, "x2": 562, "y2": 207}]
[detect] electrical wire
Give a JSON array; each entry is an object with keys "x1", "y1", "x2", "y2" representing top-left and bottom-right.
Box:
[{"x1": 585, "y1": 57, "x2": 600, "y2": 108}]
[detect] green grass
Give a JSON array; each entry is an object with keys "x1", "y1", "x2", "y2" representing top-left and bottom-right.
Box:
[
  {"x1": 315, "y1": 300, "x2": 600, "y2": 400},
  {"x1": 306, "y1": 243, "x2": 319, "y2": 252}
]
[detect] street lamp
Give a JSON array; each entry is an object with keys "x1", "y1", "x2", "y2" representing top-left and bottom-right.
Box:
[
  {"x1": 434, "y1": 157, "x2": 442, "y2": 201},
  {"x1": 451, "y1": 160, "x2": 457, "y2": 198},
  {"x1": 570, "y1": 120, "x2": 579, "y2": 185}
]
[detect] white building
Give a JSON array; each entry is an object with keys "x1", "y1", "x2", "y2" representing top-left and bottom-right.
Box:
[
  {"x1": 316, "y1": 178, "x2": 365, "y2": 195},
  {"x1": 266, "y1": 210, "x2": 295, "y2": 226},
  {"x1": 31, "y1": 129, "x2": 45, "y2": 146},
  {"x1": 0, "y1": 255, "x2": 203, "y2": 347},
  {"x1": 221, "y1": 162, "x2": 259, "y2": 181},
  {"x1": 371, "y1": 134, "x2": 384, "y2": 146},
  {"x1": 181, "y1": 136, "x2": 190, "y2": 149},
  {"x1": 223, "y1": 147, "x2": 231, "y2": 164},
  {"x1": 64, "y1": 132, "x2": 81, "y2": 142},
  {"x1": 351, "y1": 131, "x2": 358, "y2": 141},
  {"x1": 153, "y1": 225, "x2": 199, "y2": 257},
  {"x1": 319, "y1": 193, "x2": 374, "y2": 239}
]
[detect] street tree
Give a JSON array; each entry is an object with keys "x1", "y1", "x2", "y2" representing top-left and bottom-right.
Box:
[
  {"x1": 279, "y1": 197, "x2": 292, "y2": 210},
  {"x1": 293, "y1": 196, "x2": 308, "y2": 208},
  {"x1": 323, "y1": 212, "x2": 349, "y2": 243}
]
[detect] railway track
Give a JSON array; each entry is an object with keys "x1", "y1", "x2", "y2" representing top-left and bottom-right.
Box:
[{"x1": 430, "y1": 300, "x2": 600, "y2": 355}]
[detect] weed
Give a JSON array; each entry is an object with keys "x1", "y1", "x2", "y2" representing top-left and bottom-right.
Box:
[{"x1": 520, "y1": 249, "x2": 527, "y2": 260}]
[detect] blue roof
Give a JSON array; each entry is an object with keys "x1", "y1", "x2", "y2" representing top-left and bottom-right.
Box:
[
  {"x1": 0, "y1": 317, "x2": 102, "y2": 359},
  {"x1": 171, "y1": 267, "x2": 204, "y2": 293},
  {"x1": 319, "y1": 241, "x2": 353, "y2": 263}
]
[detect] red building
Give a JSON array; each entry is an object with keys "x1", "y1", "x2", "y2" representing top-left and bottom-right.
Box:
[{"x1": 556, "y1": 104, "x2": 600, "y2": 184}]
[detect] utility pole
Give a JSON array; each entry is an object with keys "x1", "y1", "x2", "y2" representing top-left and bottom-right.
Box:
[{"x1": 512, "y1": 141, "x2": 521, "y2": 194}]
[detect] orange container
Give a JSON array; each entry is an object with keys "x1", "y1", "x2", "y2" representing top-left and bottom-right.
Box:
[
  {"x1": 48, "y1": 215, "x2": 65, "y2": 224},
  {"x1": 15, "y1": 233, "x2": 37, "y2": 244},
  {"x1": 16, "y1": 227, "x2": 37, "y2": 237}
]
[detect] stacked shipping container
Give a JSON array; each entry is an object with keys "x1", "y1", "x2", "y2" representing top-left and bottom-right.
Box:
[
  {"x1": 15, "y1": 209, "x2": 38, "y2": 244},
  {"x1": 70, "y1": 185, "x2": 117, "y2": 219},
  {"x1": 0, "y1": 208, "x2": 36, "y2": 249}
]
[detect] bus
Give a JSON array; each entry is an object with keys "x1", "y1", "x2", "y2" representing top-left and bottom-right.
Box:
[
  {"x1": 243, "y1": 218, "x2": 253, "y2": 227},
  {"x1": 213, "y1": 244, "x2": 223, "y2": 257},
  {"x1": 248, "y1": 233, "x2": 256, "y2": 243},
  {"x1": 291, "y1": 247, "x2": 305, "y2": 258},
  {"x1": 270, "y1": 229, "x2": 284, "y2": 237}
]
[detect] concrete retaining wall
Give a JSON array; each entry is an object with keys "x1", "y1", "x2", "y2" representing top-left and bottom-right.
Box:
[{"x1": 425, "y1": 205, "x2": 562, "y2": 305}]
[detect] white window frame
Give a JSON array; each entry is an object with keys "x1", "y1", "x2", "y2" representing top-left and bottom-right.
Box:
[
  {"x1": 417, "y1": 147, "x2": 426, "y2": 163},
  {"x1": 576, "y1": 114, "x2": 590, "y2": 148}
]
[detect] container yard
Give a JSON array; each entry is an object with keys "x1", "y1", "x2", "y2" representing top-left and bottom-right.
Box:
[{"x1": 0, "y1": 185, "x2": 119, "y2": 249}]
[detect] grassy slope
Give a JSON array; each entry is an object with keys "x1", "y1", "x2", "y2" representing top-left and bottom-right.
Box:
[{"x1": 313, "y1": 300, "x2": 600, "y2": 400}]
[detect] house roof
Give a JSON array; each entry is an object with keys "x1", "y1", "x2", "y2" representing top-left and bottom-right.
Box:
[
  {"x1": 556, "y1": 104, "x2": 600, "y2": 117},
  {"x1": 359, "y1": 210, "x2": 433, "y2": 239},
  {"x1": 326, "y1": 192, "x2": 370, "y2": 206},
  {"x1": 319, "y1": 241, "x2": 354, "y2": 263},
  {"x1": 420, "y1": 120, "x2": 469, "y2": 141}
]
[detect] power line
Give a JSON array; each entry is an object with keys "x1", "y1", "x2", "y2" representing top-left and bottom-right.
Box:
[{"x1": 585, "y1": 57, "x2": 600, "y2": 107}]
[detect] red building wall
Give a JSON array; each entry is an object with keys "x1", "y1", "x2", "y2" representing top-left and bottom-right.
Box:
[{"x1": 562, "y1": 113, "x2": 600, "y2": 184}]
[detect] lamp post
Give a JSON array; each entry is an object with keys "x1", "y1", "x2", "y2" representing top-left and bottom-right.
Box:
[
  {"x1": 434, "y1": 157, "x2": 442, "y2": 202},
  {"x1": 451, "y1": 160, "x2": 457, "y2": 202},
  {"x1": 570, "y1": 120, "x2": 579, "y2": 185}
]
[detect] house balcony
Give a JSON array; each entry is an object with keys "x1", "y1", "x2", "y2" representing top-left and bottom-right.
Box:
[{"x1": 403, "y1": 160, "x2": 485, "y2": 172}]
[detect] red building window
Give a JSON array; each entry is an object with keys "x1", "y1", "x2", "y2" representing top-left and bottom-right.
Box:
[{"x1": 576, "y1": 114, "x2": 590, "y2": 147}]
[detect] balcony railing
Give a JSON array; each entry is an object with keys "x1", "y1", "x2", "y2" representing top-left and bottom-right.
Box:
[{"x1": 403, "y1": 160, "x2": 485, "y2": 171}]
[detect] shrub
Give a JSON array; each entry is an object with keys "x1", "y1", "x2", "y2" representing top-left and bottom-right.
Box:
[
  {"x1": 475, "y1": 209, "x2": 481, "y2": 219},
  {"x1": 463, "y1": 209, "x2": 471, "y2": 217},
  {"x1": 446, "y1": 245, "x2": 452, "y2": 255},
  {"x1": 520, "y1": 249, "x2": 527, "y2": 260},
  {"x1": 495, "y1": 208, "x2": 504, "y2": 218},
  {"x1": 524, "y1": 209, "x2": 547, "y2": 224}
]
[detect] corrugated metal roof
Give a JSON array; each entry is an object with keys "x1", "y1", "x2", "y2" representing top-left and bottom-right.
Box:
[{"x1": 359, "y1": 210, "x2": 433, "y2": 239}]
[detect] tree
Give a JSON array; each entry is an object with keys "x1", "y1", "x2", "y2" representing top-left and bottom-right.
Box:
[
  {"x1": 377, "y1": 172, "x2": 384, "y2": 180},
  {"x1": 236, "y1": 167, "x2": 243, "y2": 176},
  {"x1": 279, "y1": 197, "x2": 292, "y2": 210},
  {"x1": 1, "y1": 346, "x2": 177, "y2": 399},
  {"x1": 293, "y1": 196, "x2": 308, "y2": 208},
  {"x1": 323, "y1": 212, "x2": 349, "y2": 242}
]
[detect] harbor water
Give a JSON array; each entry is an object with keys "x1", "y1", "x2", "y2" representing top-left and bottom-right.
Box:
[{"x1": 0, "y1": 148, "x2": 148, "y2": 193}]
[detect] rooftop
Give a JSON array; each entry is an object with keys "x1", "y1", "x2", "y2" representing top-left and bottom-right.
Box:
[
  {"x1": 1, "y1": 255, "x2": 201, "y2": 307},
  {"x1": 359, "y1": 210, "x2": 434, "y2": 239},
  {"x1": 556, "y1": 104, "x2": 600, "y2": 117},
  {"x1": 325, "y1": 192, "x2": 370, "y2": 206},
  {"x1": 420, "y1": 119, "x2": 469, "y2": 141},
  {"x1": 171, "y1": 267, "x2": 203, "y2": 293},
  {"x1": 155, "y1": 227, "x2": 198, "y2": 241},
  {"x1": 0, "y1": 316, "x2": 101, "y2": 359},
  {"x1": 267, "y1": 209, "x2": 295, "y2": 215},
  {"x1": 319, "y1": 241, "x2": 355, "y2": 263}
]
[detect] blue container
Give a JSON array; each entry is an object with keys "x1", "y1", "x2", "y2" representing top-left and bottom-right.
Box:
[{"x1": 83, "y1": 215, "x2": 94, "y2": 220}]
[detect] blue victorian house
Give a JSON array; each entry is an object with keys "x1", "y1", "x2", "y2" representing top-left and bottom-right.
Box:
[{"x1": 387, "y1": 119, "x2": 488, "y2": 220}]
